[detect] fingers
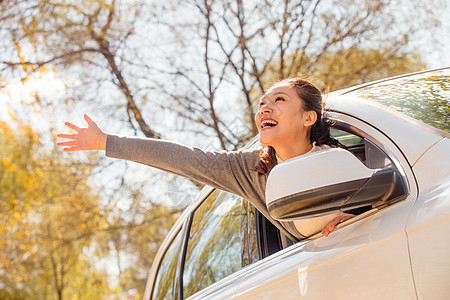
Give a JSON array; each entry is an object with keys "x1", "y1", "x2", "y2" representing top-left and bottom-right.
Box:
[
  {"x1": 62, "y1": 146, "x2": 80, "y2": 152},
  {"x1": 57, "y1": 130, "x2": 79, "y2": 150},
  {"x1": 340, "y1": 215, "x2": 355, "y2": 223},
  {"x1": 84, "y1": 114, "x2": 93, "y2": 125},
  {"x1": 322, "y1": 227, "x2": 334, "y2": 237},
  {"x1": 57, "y1": 115, "x2": 97, "y2": 152},
  {"x1": 57, "y1": 140, "x2": 77, "y2": 147},
  {"x1": 64, "y1": 121, "x2": 81, "y2": 132},
  {"x1": 322, "y1": 213, "x2": 355, "y2": 237},
  {"x1": 322, "y1": 219, "x2": 340, "y2": 237}
]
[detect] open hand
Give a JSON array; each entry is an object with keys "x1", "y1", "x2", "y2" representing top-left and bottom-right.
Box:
[
  {"x1": 57, "y1": 114, "x2": 107, "y2": 151},
  {"x1": 321, "y1": 212, "x2": 355, "y2": 237}
]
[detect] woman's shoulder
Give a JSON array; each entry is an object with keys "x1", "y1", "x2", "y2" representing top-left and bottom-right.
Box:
[
  {"x1": 226, "y1": 147, "x2": 261, "y2": 162},
  {"x1": 220, "y1": 147, "x2": 262, "y2": 175}
]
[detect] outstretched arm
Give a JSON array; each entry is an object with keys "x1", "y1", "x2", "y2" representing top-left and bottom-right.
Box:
[
  {"x1": 57, "y1": 114, "x2": 263, "y2": 201},
  {"x1": 57, "y1": 114, "x2": 107, "y2": 151}
]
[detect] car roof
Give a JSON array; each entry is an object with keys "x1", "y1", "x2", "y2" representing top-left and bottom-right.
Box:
[
  {"x1": 328, "y1": 66, "x2": 450, "y2": 97},
  {"x1": 325, "y1": 67, "x2": 449, "y2": 166}
]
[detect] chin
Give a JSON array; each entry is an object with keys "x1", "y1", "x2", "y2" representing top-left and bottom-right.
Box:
[{"x1": 259, "y1": 135, "x2": 275, "y2": 147}]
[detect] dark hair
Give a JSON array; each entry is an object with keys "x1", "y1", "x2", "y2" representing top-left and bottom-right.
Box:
[{"x1": 254, "y1": 77, "x2": 343, "y2": 176}]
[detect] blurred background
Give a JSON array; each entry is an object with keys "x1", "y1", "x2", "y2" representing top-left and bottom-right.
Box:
[{"x1": 1, "y1": 0, "x2": 449, "y2": 299}]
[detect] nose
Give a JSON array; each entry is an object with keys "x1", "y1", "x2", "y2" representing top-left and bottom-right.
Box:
[{"x1": 258, "y1": 102, "x2": 272, "y2": 114}]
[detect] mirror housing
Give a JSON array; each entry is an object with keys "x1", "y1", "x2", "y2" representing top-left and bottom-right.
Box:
[{"x1": 266, "y1": 148, "x2": 406, "y2": 221}]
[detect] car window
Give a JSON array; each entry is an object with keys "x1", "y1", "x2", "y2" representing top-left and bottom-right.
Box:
[
  {"x1": 182, "y1": 190, "x2": 243, "y2": 298},
  {"x1": 348, "y1": 69, "x2": 450, "y2": 133},
  {"x1": 330, "y1": 128, "x2": 365, "y2": 161},
  {"x1": 151, "y1": 230, "x2": 183, "y2": 300},
  {"x1": 331, "y1": 127, "x2": 396, "y2": 168}
]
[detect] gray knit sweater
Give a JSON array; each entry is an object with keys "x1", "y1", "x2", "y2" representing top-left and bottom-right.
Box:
[{"x1": 106, "y1": 134, "x2": 306, "y2": 240}]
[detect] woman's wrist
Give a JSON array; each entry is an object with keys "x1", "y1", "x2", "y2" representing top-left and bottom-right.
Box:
[{"x1": 98, "y1": 132, "x2": 108, "y2": 151}]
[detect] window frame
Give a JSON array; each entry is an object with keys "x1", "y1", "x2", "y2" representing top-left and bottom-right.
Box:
[
  {"x1": 327, "y1": 113, "x2": 410, "y2": 186},
  {"x1": 148, "y1": 226, "x2": 184, "y2": 300},
  {"x1": 326, "y1": 112, "x2": 412, "y2": 210},
  {"x1": 147, "y1": 186, "x2": 215, "y2": 300}
]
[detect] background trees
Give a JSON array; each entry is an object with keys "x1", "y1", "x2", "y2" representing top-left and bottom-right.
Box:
[
  {"x1": 0, "y1": 120, "x2": 109, "y2": 299},
  {"x1": 1, "y1": 0, "x2": 441, "y2": 148},
  {"x1": 0, "y1": 0, "x2": 447, "y2": 298},
  {"x1": 158, "y1": 0, "x2": 432, "y2": 147},
  {"x1": 0, "y1": 120, "x2": 178, "y2": 299}
]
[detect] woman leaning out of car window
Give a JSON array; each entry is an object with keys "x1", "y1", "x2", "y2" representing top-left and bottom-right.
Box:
[{"x1": 57, "y1": 77, "x2": 356, "y2": 240}]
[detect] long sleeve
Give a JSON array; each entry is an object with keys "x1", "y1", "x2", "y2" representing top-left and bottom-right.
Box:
[
  {"x1": 105, "y1": 134, "x2": 302, "y2": 241},
  {"x1": 106, "y1": 134, "x2": 263, "y2": 198}
]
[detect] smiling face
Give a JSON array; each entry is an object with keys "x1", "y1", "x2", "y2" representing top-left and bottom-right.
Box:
[{"x1": 255, "y1": 83, "x2": 317, "y2": 159}]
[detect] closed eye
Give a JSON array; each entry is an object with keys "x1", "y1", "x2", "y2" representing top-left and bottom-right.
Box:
[{"x1": 275, "y1": 96, "x2": 285, "y2": 102}]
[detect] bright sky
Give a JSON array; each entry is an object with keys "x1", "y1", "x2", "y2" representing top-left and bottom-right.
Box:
[
  {"x1": 0, "y1": 70, "x2": 65, "y2": 128},
  {"x1": 422, "y1": 3, "x2": 450, "y2": 68}
]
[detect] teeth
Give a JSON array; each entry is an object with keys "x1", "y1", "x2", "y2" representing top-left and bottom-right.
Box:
[{"x1": 261, "y1": 119, "x2": 278, "y2": 128}]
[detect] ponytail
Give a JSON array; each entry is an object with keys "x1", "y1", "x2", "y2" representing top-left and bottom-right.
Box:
[
  {"x1": 310, "y1": 113, "x2": 342, "y2": 148},
  {"x1": 253, "y1": 145, "x2": 277, "y2": 175}
]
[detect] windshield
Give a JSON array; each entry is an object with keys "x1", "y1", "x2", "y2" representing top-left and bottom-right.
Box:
[{"x1": 347, "y1": 69, "x2": 450, "y2": 133}]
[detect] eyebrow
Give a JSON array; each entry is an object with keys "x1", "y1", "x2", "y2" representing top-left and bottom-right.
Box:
[{"x1": 259, "y1": 91, "x2": 290, "y2": 104}]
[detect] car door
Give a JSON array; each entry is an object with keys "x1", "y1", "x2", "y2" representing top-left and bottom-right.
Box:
[
  {"x1": 405, "y1": 137, "x2": 450, "y2": 300},
  {"x1": 234, "y1": 114, "x2": 418, "y2": 299}
]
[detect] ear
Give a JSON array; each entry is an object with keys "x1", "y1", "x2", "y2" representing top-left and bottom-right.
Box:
[{"x1": 304, "y1": 111, "x2": 317, "y2": 127}]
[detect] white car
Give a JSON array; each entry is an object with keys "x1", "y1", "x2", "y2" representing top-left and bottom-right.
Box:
[{"x1": 143, "y1": 68, "x2": 450, "y2": 299}]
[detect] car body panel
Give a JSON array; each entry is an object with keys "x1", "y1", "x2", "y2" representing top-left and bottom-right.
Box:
[
  {"x1": 235, "y1": 211, "x2": 416, "y2": 299},
  {"x1": 406, "y1": 138, "x2": 450, "y2": 299}
]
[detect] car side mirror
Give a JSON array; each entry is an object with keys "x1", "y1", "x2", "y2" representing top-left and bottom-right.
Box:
[{"x1": 266, "y1": 148, "x2": 407, "y2": 221}]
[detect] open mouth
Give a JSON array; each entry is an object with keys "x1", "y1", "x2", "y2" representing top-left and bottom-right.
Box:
[{"x1": 261, "y1": 119, "x2": 278, "y2": 130}]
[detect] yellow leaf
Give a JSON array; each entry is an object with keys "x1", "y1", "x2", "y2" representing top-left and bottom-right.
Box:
[
  {"x1": 38, "y1": 65, "x2": 49, "y2": 73},
  {"x1": 2, "y1": 157, "x2": 11, "y2": 166},
  {"x1": 8, "y1": 111, "x2": 17, "y2": 121}
]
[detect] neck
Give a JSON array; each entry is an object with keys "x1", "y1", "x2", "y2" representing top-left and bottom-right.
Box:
[{"x1": 274, "y1": 141, "x2": 313, "y2": 161}]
